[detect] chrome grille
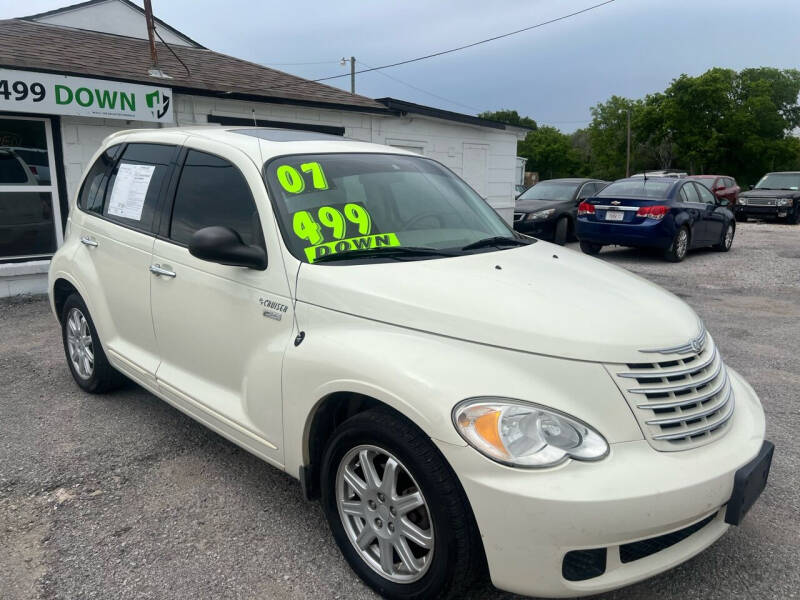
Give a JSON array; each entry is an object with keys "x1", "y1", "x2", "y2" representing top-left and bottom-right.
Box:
[
  {"x1": 746, "y1": 197, "x2": 776, "y2": 206},
  {"x1": 606, "y1": 334, "x2": 734, "y2": 451}
]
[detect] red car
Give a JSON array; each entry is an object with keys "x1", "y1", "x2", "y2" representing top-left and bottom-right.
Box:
[{"x1": 688, "y1": 175, "x2": 740, "y2": 207}]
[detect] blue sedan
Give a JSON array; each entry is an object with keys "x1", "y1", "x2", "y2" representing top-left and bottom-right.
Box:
[{"x1": 575, "y1": 177, "x2": 736, "y2": 261}]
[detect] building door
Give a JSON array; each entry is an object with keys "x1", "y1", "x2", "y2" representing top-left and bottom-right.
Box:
[
  {"x1": 462, "y1": 143, "x2": 488, "y2": 197},
  {"x1": 0, "y1": 116, "x2": 62, "y2": 261}
]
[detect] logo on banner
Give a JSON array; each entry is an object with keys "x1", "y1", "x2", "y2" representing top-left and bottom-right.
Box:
[{"x1": 145, "y1": 90, "x2": 171, "y2": 120}]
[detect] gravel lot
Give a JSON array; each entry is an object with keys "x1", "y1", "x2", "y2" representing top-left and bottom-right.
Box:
[{"x1": 1, "y1": 221, "x2": 798, "y2": 600}]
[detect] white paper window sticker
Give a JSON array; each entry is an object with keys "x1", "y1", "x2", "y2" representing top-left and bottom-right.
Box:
[{"x1": 107, "y1": 163, "x2": 156, "y2": 221}]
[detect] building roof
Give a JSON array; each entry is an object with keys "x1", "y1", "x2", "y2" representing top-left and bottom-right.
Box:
[
  {"x1": 377, "y1": 97, "x2": 534, "y2": 133},
  {"x1": 22, "y1": 0, "x2": 205, "y2": 48},
  {"x1": 0, "y1": 18, "x2": 387, "y2": 112}
]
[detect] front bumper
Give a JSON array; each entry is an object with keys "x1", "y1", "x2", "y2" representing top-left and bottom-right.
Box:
[
  {"x1": 513, "y1": 216, "x2": 557, "y2": 239},
  {"x1": 736, "y1": 204, "x2": 792, "y2": 217},
  {"x1": 437, "y1": 367, "x2": 766, "y2": 598}
]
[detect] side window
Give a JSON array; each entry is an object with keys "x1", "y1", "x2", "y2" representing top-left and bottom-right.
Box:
[
  {"x1": 577, "y1": 182, "x2": 595, "y2": 199},
  {"x1": 103, "y1": 143, "x2": 176, "y2": 232},
  {"x1": 694, "y1": 182, "x2": 716, "y2": 204},
  {"x1": 715, "y1": 178, "x2": 725, "y2": 190},
  {"x1": 726, "y1": 177, "x2": 736, "y2": 188},
  {"x1": 78, "y1": 144, "x2": 122, "y2": 213},
  {"x1": 169, "y1": 150, "x2": 263, "y2": 247},
  {"x1": 680, "y1": 182, "x2": 699, "y2": 203}
]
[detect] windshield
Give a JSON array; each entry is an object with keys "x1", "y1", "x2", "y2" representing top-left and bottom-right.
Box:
[
  {"x1": 755, "y1": 173, "x2": 800, "y2": 190},
  {"x1": 517, "y1": 181, "x2": 578, "y2": 202},
  {"x1": 598, "y1": 180, "x2": 672, "y2": 199},
  {"x1": 265, "y1": 153, "x2": 514, "y2": 263}
]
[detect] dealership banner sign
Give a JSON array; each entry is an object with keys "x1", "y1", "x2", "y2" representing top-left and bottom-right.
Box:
[{"x1": 0, "y1": 69, "x2": 173, "y2": 123}]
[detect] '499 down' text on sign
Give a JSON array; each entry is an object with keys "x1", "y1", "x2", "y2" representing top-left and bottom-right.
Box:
[{"x1": 0, "y1": 69, "x2": 173, "y2": 123}]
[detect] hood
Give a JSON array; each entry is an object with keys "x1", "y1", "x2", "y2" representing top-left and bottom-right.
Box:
[
  {"x1": 740, "y1": 188, "x2": 800, "y2": 198},
  {"x1": 297, "y1": 241, "x2": 700, "y2": 363}
]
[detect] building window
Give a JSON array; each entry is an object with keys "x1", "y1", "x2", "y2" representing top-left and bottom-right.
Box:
[{"x1": 0, "y1": 116, "x2": 62, "y2": 261}]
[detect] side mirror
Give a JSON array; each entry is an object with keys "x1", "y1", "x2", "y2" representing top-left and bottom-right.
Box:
[
  {"x1": 189, "y1": 226, "x2": 267, "y2": 270},
  {"x1": 717, "y1": 198, "x2": 730, "y2": 207}
]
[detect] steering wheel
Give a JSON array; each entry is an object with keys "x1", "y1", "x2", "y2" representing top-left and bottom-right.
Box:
[{"x1": 402, "y1": 212, "x2": 446, "y2": 230}]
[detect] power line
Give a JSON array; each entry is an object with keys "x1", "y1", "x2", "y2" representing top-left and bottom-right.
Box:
[
  {"x1": 358, "y1": 60, "x2": 484, "y2": 113},
  {"x1": 306, "y1": 0, "x2": 616, "y2": 85}
]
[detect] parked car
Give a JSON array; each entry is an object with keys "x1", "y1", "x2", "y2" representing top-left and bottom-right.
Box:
[
  {"x1": 736, "y1": 171, "x2": 800, "y2": 224},
  {"x1": 688, "y1": 175, "x2": 740, "y2": 209},
  {"x1": 49, "y1": 127, "x2": 771, "y2": 600},
  {"x1": 576, "y1": 176, "x2": 736, "y2": 261},
  {"x1": 513, "y1": 178, "x2": 608, "y2": 244}
]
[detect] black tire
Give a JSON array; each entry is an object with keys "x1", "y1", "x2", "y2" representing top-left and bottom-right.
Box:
[
  {"x1": 785, "y1": 208, "x2": 800, "y2": 225},
  {"x1": 60, "y1": 293, "x2": 126, "y2": 393},
  {"x1": 664, "y1": 226, "x2": 690, "y2": 262},
  {"x1": 320, "y1": 409, "x2": 484, "y2": 600},
  {"x1": 579, "y1": 241, "x2": 602, "y2": 255},
  {"x1": 553, "y1": 217, "x2": 569, "y2": 245},
  {"x1": 714, "y1": 223, "x2": 735, "y2": 251}
]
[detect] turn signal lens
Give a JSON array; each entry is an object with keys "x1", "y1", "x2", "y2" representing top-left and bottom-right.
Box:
[
  {"x1": 577, "y1": 201, "x2": 595, "y2": 216},
  {"x1": 636, "y1": 205, "x2": 669, "y2": 219},
  {"x1": 453, "y1": 398, "x2": 608, "y2": 468}
]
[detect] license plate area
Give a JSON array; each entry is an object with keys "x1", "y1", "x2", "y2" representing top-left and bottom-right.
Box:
[
  {"x1": 605, "y1": 210, "x2": 624, "y2": 221},
  {"x1": 725, "y1": 440, "x2": 774, "y2": 526}
]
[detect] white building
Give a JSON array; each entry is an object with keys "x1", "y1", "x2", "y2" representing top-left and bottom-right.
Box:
[{"x1": 0, "y1": 0, "x2": 529, "y2": 296}]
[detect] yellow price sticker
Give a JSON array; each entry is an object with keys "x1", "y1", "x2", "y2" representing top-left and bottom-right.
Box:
[{"x1": 276, "y1": 161, "x2": 329, "y2": 194}]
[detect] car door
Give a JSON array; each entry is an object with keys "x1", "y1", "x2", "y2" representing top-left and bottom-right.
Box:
[
  {"x1": 694, "y1": 181, "x2": 725, "y2": 243},
  {"x1": 75, "y1": 140, "x2": 180, "y2": 382},
  {"x1": 678, "y1": 181, "x2": 708, "y2": 244},
  {"x1": 149, "y1": 142, "x2": 293, "y2": 465}
]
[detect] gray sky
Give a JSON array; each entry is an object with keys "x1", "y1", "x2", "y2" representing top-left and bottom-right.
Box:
[{"x1": 3, "y1": 0, "x2": 798, "y2": 131}]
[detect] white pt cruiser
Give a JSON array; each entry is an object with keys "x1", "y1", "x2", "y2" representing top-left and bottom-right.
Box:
[{"x1": 49, "y1": 127, "x2": 773, "y2": 599}]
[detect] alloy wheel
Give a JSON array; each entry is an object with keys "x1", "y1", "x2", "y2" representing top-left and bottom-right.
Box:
[
  {"x1": 66, "y1": 308, "x2": 94, "y2": 379},
  {"x1": 724, "y1": 226, "x2": 734, "y2": 249},
  {"x1": 676, "y1": 229, "x2": 689, "y2": 258},
  {"x1": 336, "y1": 444, "x2": 434, "y2": 583}
]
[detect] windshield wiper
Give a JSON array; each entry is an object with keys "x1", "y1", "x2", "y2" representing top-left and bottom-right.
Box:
[
  {"x1": 312, "y1": 246, "x2": 457, "y2": 264},
  {"x1": 461, "y1": 236, "x2": 531, "y2": 251}
]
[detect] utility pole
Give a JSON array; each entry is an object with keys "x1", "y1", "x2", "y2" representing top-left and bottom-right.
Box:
[
  {"x1": 625, "y1": 108, "x2": 631, "y2": 177},
  {"x1": 342, "y1": 56, "x2": 356, "y2": 94},
  {"x1": 143, "y1": 0, "x2": 168, "y2": 78}
]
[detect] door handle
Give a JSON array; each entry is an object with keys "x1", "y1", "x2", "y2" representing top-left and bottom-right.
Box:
[
  {"x1": 149, "y1": 264, "x2": 176, "y2": 278},
  {"x1": 80, "y1": 237, "x2": 98, "y2": 247}
]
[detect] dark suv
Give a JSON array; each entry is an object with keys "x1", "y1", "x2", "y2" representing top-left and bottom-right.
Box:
[
  {"x1": 737, "y1": 171, "x2": 800, "y2": 224},
  {"x1": 513, "y1": 178, "x2": 608, "y2": 244}
]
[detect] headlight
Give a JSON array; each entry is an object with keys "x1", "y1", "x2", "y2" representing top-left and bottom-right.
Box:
[
  {"x1": 526, "y1": 208, "x2": 555, "y2": 221},
  {"x1": 739, "y1": 198, "x2": 748, "y2": 205},
  {"x1": 776, "y1": 198, "x2": 790, "y2": 206},
  {"x1": 452, "y1": 398, "x2": 609, "y2": 468}
]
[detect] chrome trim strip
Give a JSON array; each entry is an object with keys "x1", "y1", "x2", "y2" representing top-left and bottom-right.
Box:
[
  {"x1": 636, "y1": 370, "x2": 728, "y2": 410},
  {"x1": 593, "y1": 205, "x2": 640, "y2": 211},
  {"x1": 618, "y1": 346, "x2": 717, "y2": 379},
  {"x1": 628, "y1": 357, "x2": 722, "y2": 394},
  {"x1": 640, "y1": 323, "x2": 706, "y2": 355},
  {"x1": 645, "y1": 384, "x2": 732, "y2": 425},
  {"x1": 652, "y1": 392, "x2": 735, "y2": 440}
]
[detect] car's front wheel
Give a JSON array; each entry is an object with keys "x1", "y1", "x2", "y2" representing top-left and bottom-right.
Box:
[
  {"x1": 553, "y1": 217, "x2": 569, "y2": 245},
  {"x1": 320, "y1": 409, "x2": 483, "y2": 600},
  {"x1": 714, "y1": 223, "x2": 735, "y2": 251},
  {"x1": 60, "y1": 293, "x2": 125, "y2": 393}
]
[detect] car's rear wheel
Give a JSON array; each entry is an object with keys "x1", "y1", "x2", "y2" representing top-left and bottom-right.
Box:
[
  {"x1": 579, "y1": 241, "x2": 603, "y2": 255},
  {"x1": 714, "y1": 223, "x2": 735, "y2": 251},
  {"x1": 320, "y1": 409, "x2": 483, "y2": 600},
  {"x1": 61, "y1": 293, "x2": 125, "y2": 393},
  {"x1": 664, "y1": 226, "x2": 690, "y2": 262},
  {"x1": 785, "y1": 208, "x2": 800, "y2": 225},
  {"x1": 553, "y1": 217, "x2": 569, "y2": 245}
]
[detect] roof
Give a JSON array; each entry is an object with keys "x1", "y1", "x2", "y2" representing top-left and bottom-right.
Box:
[
  {"x1": 376, "y1": 98, "x2": 534, "y2": 133},
  {"x1": 22, "y1": 0, "x2": 205, "y2": 48},
  {"x1": 106, "y1": 126, "x2": 420, "y2": 162},
  {"x1": 0, "y1": 19, "x2": 387, "y2": 112}
]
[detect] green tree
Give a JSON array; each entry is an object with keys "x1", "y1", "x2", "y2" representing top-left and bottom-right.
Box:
[
  {"x1": 477, "y1": 109, "x2": 537, "y2": 130},
  {"x1": 519, "y1": 126, "x2": 581, "y2": 179}
]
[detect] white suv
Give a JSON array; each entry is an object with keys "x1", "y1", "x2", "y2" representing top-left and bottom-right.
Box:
[{"x1": 49, "y1": 127, "x2": 772, "y2": 599}]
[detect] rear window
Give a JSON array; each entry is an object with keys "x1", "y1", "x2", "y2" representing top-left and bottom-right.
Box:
[{"x1": 597, "y1": 180, "x2": 672, "y2": 199}]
